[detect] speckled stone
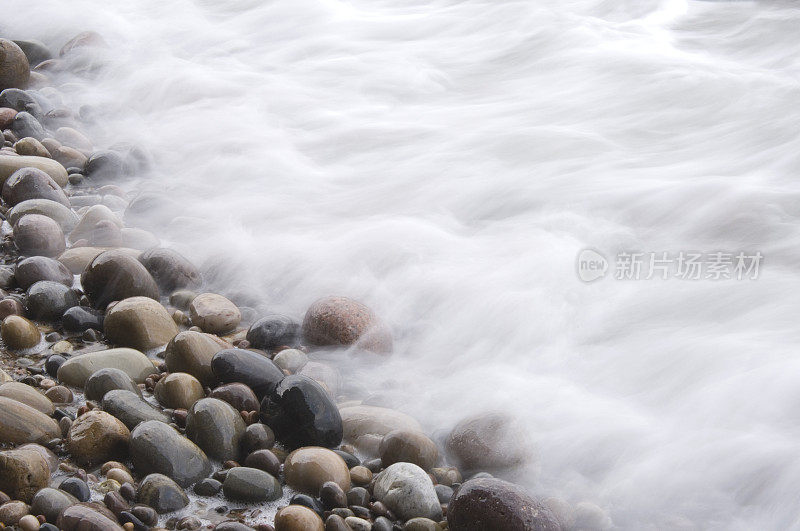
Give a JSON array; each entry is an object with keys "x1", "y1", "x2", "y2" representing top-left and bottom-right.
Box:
[
  {"x1": 302, "y1": 296, "x2": 392, "y2": 354},
  {"x1": 67, "y1": 410, "x2": 130, "y2": 466}
]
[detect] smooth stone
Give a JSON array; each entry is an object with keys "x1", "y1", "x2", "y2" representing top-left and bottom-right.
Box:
[
  {"x1": 88, "y1": 219, "x2": 122, "y2": 246},
  {"x1": 62, "y1": 305, "x2": 104, "y2": 333},
  {"x1": 81, "y1": 249, "x2": 159, "y2": 310},
  {"x1": 0, "y1": 368, "x2": 12, "y2": 383},
  {"x1": 59, "y1": 477, "x2": 90, "y2": 502},
  {"x1": 8, "y1": 199, "x2": 79, "y2": 231},
  {"x1": 0, "y1": 395, "x2": 59, "y2": 444},
  {"x1": 261, "y1": 374, "x2": 343, "y2": 450},
  {"x1": 246, "y1": 314, "x2": 300, "y2": 350},
  {"x1": 0, "y1": 155, "x2": 68, "y2": 187},
  {"x1": 345, "y1": 487, "x2": 369, "y2": 507},
  {"x1": 380, "y1": 430, "x2": 439, "y2": 471},
  {"x1": 67, "y1": 410, "x2": 130, "y2": 465},
  {"x1": 13, "y1": 214, "x2": 66, "y2": 257},
  {"x1": 302, "y1": 296, "x2": 392, "y2": 353},
  {"x1": 165, "y1": 331, "x2": 230, "y2": 387},
  {"x1": 0, "y1": 500, "x2": 30, "y2": 525},
  {"x1": 138, "y1": 248, "x2": 201, "y2": 293},
  {"x1": 319, "y1": 481, "x2": 347, "y2": 510},
  {"x1": 344, "y1": 517, "x2": 371, "y2": 531},
  {"x1": 272, "y1": 348, "x2": 308, "y2": 373},
  {"x1": 0, "y1": 107, "x2": 16, "y2": 129},
  {"x1": 215, "y1": 522, "x2": 255, "y2": 531},
  {"x1": 404, "y1": 518, "x2": 442, "y2": 531},
  {"x1": 332, "y1": 450, "x2": 359, "y2": 469},
  {"x1": 85, "y1": 150, "x2": 123, "y2": 181},
  {"x1": 448, "y1": 478, "x2": 561, "y2": 531},
  {"x1": 104, "y1": 296, "x2": 178, "y2": 350},
  {"x1": 58, "y1": 246, "x2": 140, "y2": 275},
  {"x1": 154, "y1": 372, "x2": 204, "y2": 410},
  {"x1": 283, "y1": 447, "x2": 350, "y2": 495},
  {"x1": 445, "y1": 413, "x2": 532, "y2": 474},
  {"x1": 210, "y1": 382, "x2": 260, "y2": 413},
  {"x1": 189, "y1": 293, "x2": 240, "y2": 335},
  {"x1": 54, "y1": 127, "x2": 92, "y2": 151},
  {"x1": 121, "y1": 228, "x2": 159, "y2": 250},
  {"x1": 241, "y1": 422, "x2": 275, "y2": 453},
  {"x1": 2, "y1": 167, "x2": 68, "y2": 207},
  {"x1": 85, "y1": 367, "x2": 141, "y2": 401},
  {"x1": 340, "y1": 405, "x2": 423, "y2": 456},
  {"x1": 193, "y1": 478, "x2": 221, "y2": 497},
  {"x1": 130, "y1": 420, "x2": 212, "y2": 487},
  {"x1": 137, "y1": 473, "x2": 189, "y2": 514},
  {"x1": 0, "y1": 40, "x2": 29, "y2": 90},
  {"x1": 26, "y1": 280, "x2": 78, "y2": 321},
  {"x1": 10, "y1": 112, "x2": 44, "y2": 141},
  {"x1": 0, "y1": 381, "x2": 54, "y2": 414},
  {"x1": 15, "y1": 136, "x2": 50, "y2": 157},
  {"x1": 349, "y1": 466, "x2": 372, "y2": 486},
  {"x1": 274, "y1": 505, "x2": 324, "y2": 531},
  {"x1": 69, "y1": 205, "x2": 122, "y2": 243},
  {"x1": 243, "y1": 449, "x2": 280, "y2": 477},
  {"x1": 186, "y1": 398, "x2": 245, "y2": 461},
  {"x1": 210, "y1": 348, "x2": 284, "y2": 399},
  {"x1": 31, "y1": 487, "x2": 79, "y2": 523},
  {"x1": 15, "y1": 256, "x2": 73, "y2": 290},
  {"x1": 1, "y1": 315, "x2": 41, "y2": 350},
  {"x1": 57, "y1": 503, "x2": 125, "y2": 531},
  {"x1": 222, "y1": 467, "x2": 281, "y2": 502},
  {"x1": 57, "y1": 348, "x2": 158, "y2": 387},
  {"x1": 12, "y1": 40, "x2": 51, "y2": 67},
  {"x1": 44, "y1": 384, "x2": 73, "y2": 403},
  {"x1": 0, "y1": 446, "x2": 50, "y2": 502},
  {"x1": 324, "y1": 514, "x2": 349, "y2": 531},
  {"x1": 373, "y1": 462, "x2": 442, "y2": 521},
  {"x1": 435, "y1": 484, "x2": 453, "y2": 504},
  {"x1": 102, "y1": 389, "x2": 171, "y2": 429}
]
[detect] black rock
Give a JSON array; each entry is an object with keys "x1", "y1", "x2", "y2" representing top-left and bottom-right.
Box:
[
  {"x1": 26, "y1": 280, "x2": 78, "y2": 321},
  {"x1": 119, "y1": 511, "x2": 148, "y2": 531},
  {"x1": 246, "y1": 314, "x2": 300, "y2": 350},
  {"x1": 15, "y1": 256, "x2": 73, "y2": 290},
  {"x1": 129, "y1": 420, "x2": 211, "y2": 488},
  {"x1": 210, "y1": 348, "x2": 284, "y2": 399},
  {"x1": 346, "y1": 487, "x2": 369, "y2": 507},
  {"x1": 138, "y1": 248, "x2": 201, "y2": 293},
  {"x1": 12, "y1": 40, "x2": 52, "y2": 67},
  {"x1": 260, "y1": 374, "x2": 342, "y2": 450},
  {"x1": 332, "y1": 450, "x2": 359, "y2": 469},
  {"x1": 80, "y1": 249, "x2": 160, "y2": 310},
  {"x1": 289, "y1": 493, "x2": 325, "y2": 517},
  {"x1": 193, "y1": 478, "x2": 222, "y2": 496},
  {"x1": 137, "y1": 473, "x2": 189, "y2": 514},
  {"x1": 58, "y1": 477, "x2": 90, "y2": 502},
  {"x1": 62, "y1": 305, "x2": 104, "y2": 334},
  {"x1": 319, "y1": 481, "x2": 347, "y2": 510},
  {"x1": 45, "y1": 354, "x2": 66, "y2": 377}
]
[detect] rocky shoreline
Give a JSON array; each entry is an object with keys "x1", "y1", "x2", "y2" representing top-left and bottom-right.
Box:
[{"x1": 0, "y1": 33, "x2": 602, "y2": 531}]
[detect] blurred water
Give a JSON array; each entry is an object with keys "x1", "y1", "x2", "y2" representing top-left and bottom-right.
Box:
[{"x1": 4, "y1": 0, "x2": 800, "y2": 528}]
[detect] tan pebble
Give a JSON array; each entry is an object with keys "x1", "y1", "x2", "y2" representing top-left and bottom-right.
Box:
[
  {"x1": 98, "y1": 479, "x2": 121, "y2": 493},
  {"x1": 39, "y1": 378, "x2": 56, "y2": 390},
  {"x1": 17, "y1": 515, "x2": 39, "y2": 531},
  {"x1": 52, "y1": 340, "x2": 73, "y2": 353},
  {"x1": 123, "y1": 523, "x2": 134, "y2": 531},
  {"x1": 101, "y1": 461, "x2": 130, "y2": 475},
  {"x1": 350, "y1": 465, "x2": 372, "y2": 486},
  {"x1": 106, "y1": 467, "x2": 134, "y2": 485}
]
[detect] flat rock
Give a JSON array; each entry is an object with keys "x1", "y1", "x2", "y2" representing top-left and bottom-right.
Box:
[
  {"x1": 0, "y1": 381, "x2": 54, "y2": 414},
  {"x1": 57, "y1": 348, "x2": 158, "y2": 387},
  {"x1": 0, "y1": 155, "x2": 68, "y2": 187},
  {"x1": 0, "y1": 395, "x2": 59, "y2": 444}
]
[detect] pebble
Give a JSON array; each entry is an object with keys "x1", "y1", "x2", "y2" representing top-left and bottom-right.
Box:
[
  {"x1": 373, "y1": 462, "x2": 442, "y2": 521},
  {"x1": 107, "y1": 468, "x2": 135, "y2": 486},
  {"x1": 379, "y1": 429, "x2": 439, "y2": 471},
  {"x1": 193, "y1": 478, "x2": 222, "y2": 496},
  {"x1": 137, "y1": 473, "x2": 189, "y2": 513},
  {"x1": 349, "y1": 466, "x2": 372, "y2": 487},
  {"x1": 434, "y1": 484, "x2": 453, "y2": 504},
  {"x1": 67, "y1": 410, "x2": 130, "y2": 465},
  {"x1": 344, "y1": 517, "x2": 371, "y2": 531},
  {"x1": 69, "y1": 204, "x2": 122, "y2": 242},
  {"x1": 0, "y1": 500, "x2": 30, "y2": 525},
  {"x1": 154, "y1": 372, "x2": 205, "y2": 410},
  {"x1": 44, "y1": 384, "x2": 73, "y2": 403},
  {"x1": 274, "y1": 505, "x2": 324, "y2": 531},
  {"x1": 10, "y1": 112, "x2": 45, "y2": 141},
  {"x1": 31, "y1": 487, "x2": 79, "y2": 523},
  {"x1": 302, "y1": 296, "x2": 392, "y2": 353},
  {"x1": 138, "y1": 248, "x2": 201, "y2": 293},
  {"x1": 130, "y1": 420, "x2": 211, "y2": 487},
  {"x1": 372, "y1": 516, "x2": 394, "y2": 531},
  {"x1": 15, "y1": 136, "x2": 50, "y2": 157},
  {"x1": 0, "y1": 446, "x2": 50, "y2": 502},
  {"x1": 7, "y1": 198, "x2": 79, "y2": 231},
  {"x1": 168, "y1": 289, "x2": 196, "y2": 309},
  {"x1": 0, "y1": 396, "x2": 60, "y2": 444},
  {"x1": 241, "y1": 423, "x2": 275, "y2": 453},
  {"x1": 339, "y1": 405, "x2": 422, "y2": 455},
  {"x1": 16, "y1": 256, "x2": 73, "y2": 290},
  {"x1": 81, "y1": 249, "x2": 159, "y2": 309},
  {"x1": 102, "y1": 388, "x2": 171, "y2": 429},
  {"x1": 85, "y1": 367, "x2": 141, "y2": 401},
  {"x1": 62, "y1": 305, "x2": 104, "y2": 333},
  {"x1": 186, "y1": 397, "x2": 246, "y2": 461},
  {"x1": 3, "y1": 167, "x2": 69, "y2": 207},
  {"x1": 211, "y1": 382, "x2": 260, "y2": 413},
  {"x1": 447, "y1": 478, "x2": 561, "y2": 531},
  {"x1": 261, "y1": 374, "x2": 342, "y2": 450},
  {"x1": 445, "y1": 412, "x2": 532, "y2": 474},
  {"x1": 346, "y1": 487, "x2": 369, "y2": 507},
  {"x1": 245, "y1": 314, "x2": 300, "y2": 350},
  {"x1": 210, "y1": 348, "x2": 284, "y2": 399},
  {"x1": 189, "y1": 293, "x2": 241, "y2": 335},
  {"x1": 57, "y1": 347, "x2": 158, "y2": 387},
  {"x1": 243, "y1": 449, "x2": 281, "y2": 477},
  {"x1": 130, "y1": 505, "x2": 158, "y2": 526},
  {"x1": 0, "y1": 297, "x2": 25, "y2": 320},
  {"x1": 404, "y1": 518, "x2": 443, "y2": 531},
  {"x1": 323, "y1": 514, "x2": 349, "y2": 531},
  {"x1": 104, "y1": 296, "x2": 179, "y2": 350},
  {"x1": 26, "y1": 280, "x2": 78, "y2": 321},
  {"x1": 283, "y1": 447, "x2": 351, "y2": 494},
  {"x1": 319, "y1": 481, "x2": 347, "y2": 510},
  {"x1": 0, "y1": 154, "x2": 68, "y2": 186},
  {"x1": 0, "y1": 381, "x2": 54, "y2": 414},
  {"x1": 13, "y1": 214, "x2": 66, "y2": 258},
  {"x1": 18, "y1": 514, "x2": 40, "y2": 531},
  {"x1": 57, "y1": 503, "x2": 125, "y2": 531},
  {"x1": 165, "y1": 330, "x2": 230, "y2": 387},
  {"x1": 59, "y1": 477, "x2": 90, "y2": 502},
  {"x1": 272, "y1": 348, "x2": 308, "y2": 373},
  {"x1": 0, "y1": 39, "x2": 29, "y2": 91},
  {"x1": 222, "y1": 467, "x2": 282, "y2": 502}
]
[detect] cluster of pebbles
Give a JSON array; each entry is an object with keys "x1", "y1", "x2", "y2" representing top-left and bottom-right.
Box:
[{"x1": 0, "y1": 34, "x2": 608, "y2": 531}]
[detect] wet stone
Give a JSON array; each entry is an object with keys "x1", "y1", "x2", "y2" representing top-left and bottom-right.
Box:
[
  {"x1": 59, "y1": 477, "x2": 91, "y2": 502},
  {"x1": 379, "y1": 429, "x2": 439, "y2": 471},
  {"x1": 243, "y1": 449, "x2": 281, "y2": 477},
  {"x1": 26, "y1": 280, "x2": 78, "y2": 321},
  {"x1": 241, "y1": 423, "x2": 275, "y2": 454},
  {"x1": 193, "y1": 478, "x2": 222, "y2": 497},
  {"x1": 283, "y1": 447, "x2": 351, "y2": 495},
  {"x1": 0, "y1": 446, "x2": 50, "y2": 502},
  {"x1": 67, "y1": 410, "x2": 130, "y2": 466},
  {"x1": 189, "y1": 293, "x2": 241, "y2": 335},
  {"x1": 154, "y1": 372, "x2": 204, "y2": 410},
  {"x1": 0, "y1": 500, "x2": 30, "y2": 526},
  {"x1": 85, "y1": 367, "x2": 141, "y2": 401},
  {"x1": 44, "y1": 384, "x2": 73, "y2": 403},
  {"x1": 138, "y1": 248, "x2": 201, "y2": 293},
  {"x1": 165, "y1": 330, "x2": 230, "y2": 387},
  {"x1": 346, "y1": 487, "x2": 369, "y2": 507},
  {"x1": 302, "y1": 296, "x2": 392, "y2": 354},
  {"x1": 57, "y1": 348, "x2": 158, "y2": 387},
  {"x1": 0, "y1": 381, "x2": 54, "y2": 414},
  {"x1": 0, "y1": 396, "x2": 59, "y2": 444},
  {"x1": 210, "y1": 382, "x2": 260, "y2": 413},
  {"x1": 81, "y1": 249, "x2": 159, "y2": 310},
  {"x1": 137, "y1": 473, "x2": 189, "y2": 514},
  {"x1": 274, "y1": 504, "x2": 324, "y2": 531},
  {"x1": 31, "y1": 487, "x2": 79, "y2": 523},
  {"x1": 57, "y1": 503, "x2": 125, "y2": 531},
  {"x1": 289, "y1": 493, "x2": 324, "y2": 516},
  {"x1": 186, "y1": 397, "x2": 246, "y2": 462},
  {"x1": 10, "y1": 112, "x2": 45, "y2": 141},
  {"x1": 211, "y1": 348, "x2": 284, "y2": 399},
  {"x1": 373, "y1": 462, "x2": 442, "y2": 522},
  {"x1": 13, "y1": 214, "x2": 66, "y2": 258},
  {"x1": 222, "y1": 467, "x2": 282, "y2": 502},
  {"x1": 8, "y1": 199, "x2": 80, "y2": 232},
  {"x1": 319, "y1": 481, "x2": 347, "y2": 510},
  {"x1": 129, "y1": 420, "x2": 212, "y2": 487},
  {"x1": 272, "y1": 348, "x2": 308, "y2": 373},
  {"x1": 3, "y1": 167, "x2": 68, "y2": 207},
  {"x1": 246, "y1": 314, "x2": 300, "y2": 350},
  {"x1": 63, "y1": 305, "x2": 104, "y2": 333},
  {"x1": 104, "y1": 296, "x2": 179, "y2": 350},
  {"x1": 445, "y1": 413, "x2": 532, "y2": 474},
  {"x1": 15, "y1": 256, "x2": 73, "y2": 290},
  {"x1": 0, "y1": 40, "x2": 30, "y2": 91},
  {"x1": 102, "y1": 389, "x2": 171, "y2": 429}
]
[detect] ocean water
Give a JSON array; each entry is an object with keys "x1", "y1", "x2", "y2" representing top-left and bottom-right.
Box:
[{"x1": 4, "y1": 0, "x2": 800, "y2": 528}]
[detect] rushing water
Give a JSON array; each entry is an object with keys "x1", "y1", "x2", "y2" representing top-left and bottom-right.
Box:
[{"x1": 4, "y1": 0, "x2": 800, "y2": 528}]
